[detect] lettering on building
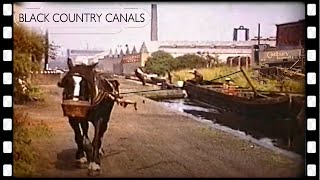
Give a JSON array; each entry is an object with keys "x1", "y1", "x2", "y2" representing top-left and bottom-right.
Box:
[
  {"x1": 122, "y1": 54, "x2": 141, "y2": 64},
  {"x1": 259, "y1": 49, "x2": 301, "y2": 62}
]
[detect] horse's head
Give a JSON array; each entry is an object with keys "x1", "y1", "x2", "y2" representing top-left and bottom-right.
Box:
[{"x1": 58, "y1": 58, "x2": 98, "y2": 102}]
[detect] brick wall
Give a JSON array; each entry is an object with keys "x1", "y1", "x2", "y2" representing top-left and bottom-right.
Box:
[
  {"x1": 122, "y1": 53, "x2": 142, "y2": 75},
  {"x1": 276, "y1": 20, "x2": 305, "y2": 48}
]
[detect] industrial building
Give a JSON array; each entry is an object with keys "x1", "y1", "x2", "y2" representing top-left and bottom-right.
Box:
[
  {"x1": 94, "y1": 4, "x2": 276, "y2": 75},
  {"x1": 66, "y1": 49, "x2": 105, "y2": 65},
  {"x1": 258, "y1": 19, "x2": 305, "y2": 68},
  {"x1": 62, "y1": 4, "x2": 303, "y2": 75}
]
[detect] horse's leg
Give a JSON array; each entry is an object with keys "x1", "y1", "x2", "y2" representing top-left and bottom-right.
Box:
[
  {"x1": 88, "y1": 102, "x2": 114, "y2": 176},
  {"x1": 68, "y1": 118, "x2": 87, "y2": 166},
  {"x1": 88, "y1": 118, "x2": 103, "y2": 175},
  {"x1": 88, "y1": 117, "x2": 111, "y2": 175},
  {"x1": 96, "y1": 102, "x2": 114, "y2": 159},
  {"x1": 80, "y1": 120, "x2": 92, "y2": 159},
  {"x1": 81, "y1": 121, "x2": 104, "y2": 158},
  {"x1": 97, "y1": 121, "x2": 109, "y2": 158}
]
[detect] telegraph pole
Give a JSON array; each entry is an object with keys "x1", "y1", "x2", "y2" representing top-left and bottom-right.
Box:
[
  {"x1": 252, "y1": 23, "x2": 262, "y2": 67},
  {"x1": 257, "y1": 23, "x2": 261, "y2": 45},
  {"x1": 44, "y1": 29, "x2": 49, "y2": 70}
]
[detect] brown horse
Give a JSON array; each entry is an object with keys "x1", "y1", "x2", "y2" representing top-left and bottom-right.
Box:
[{"x1": 57, "y1": 58, "x2": 131, "y2": 176}]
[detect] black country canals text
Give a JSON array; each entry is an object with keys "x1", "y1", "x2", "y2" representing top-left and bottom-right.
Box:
[
  {"x1": 14, "y1": 8, "x2": 150, "y2": 28},
  {"x1": 19, "y1": 13, "x2": 145, "y2": 23}
]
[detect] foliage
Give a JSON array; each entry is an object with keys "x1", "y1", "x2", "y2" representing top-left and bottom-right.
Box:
[
  {"x1": 44, "y1": 30, "x2": 61, "y2": 61},
  {"x1": 198, "y1": 52, "x2": 222, "y2": 67},
  {"x1": 14, "y1": 25, "x2": 45, "y2": 65},
  {"x1": 144, "y1": 51, "x2": 212, "y2": 76},
  {"x1": 172, "y1": 66, "x2": 304, "y2": 93},
  {"x1": 13, "y1": 73, "x2": 45, "y2": 104},
  {"x1": 144, "y1": 51, "x2": 175, "y2": 76},
  {"x1": 174, "y1": 54, "x2": 207, "y2": 70},
  {"x1": 144, "y1": 50, "x2": 303, "y2": 92},
  {"x1": 28, "y1": 86, "x2": 45, "y2": 101},
  {"x1": 14, "y1": 24, "x2": 46, "y2": 103},
  {"x1": 48, "y1": 41, "x2": 61, "y2": 60},
  {"x1": 14, "y1": 111, "x2": 53, "y2": 177}
]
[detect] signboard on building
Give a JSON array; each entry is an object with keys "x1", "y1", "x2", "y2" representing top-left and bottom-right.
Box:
[
  {"x1": 259, "y1": 49, "x2": 302, "y2": 62},
  {"x1": 122, "y1": 54, "x2": 141, "y2": 64}
]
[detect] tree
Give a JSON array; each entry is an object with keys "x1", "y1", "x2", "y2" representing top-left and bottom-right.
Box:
[
  {"x1": 43, "y1": 29, "x2": 60, "y2": 69},
  {"x1": 196, "y1": 52, "x2": 221, "y2": 67},
  {"x1": 48, "y1": 41, "x2": 61, "y2": 60},
  {"x1": 175, "y1": 54, "x2": 207, "y2": 70},
  {"x1": 205, "y1": 53, "x2": 221, "y2": 67},
  {"x1": 14, "y1": 25, "x2": 45, "y2": 77},
  {"x1": 14, "y1": 24, "x2": 46, "y2": 102},
  {"x1": 144, "y1": 50, "x2": 175, "y2": 76}
]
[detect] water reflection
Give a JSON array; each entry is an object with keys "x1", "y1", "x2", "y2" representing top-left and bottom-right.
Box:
[{"x1": 160, "y1": 98, "x2": 304, "y2": 155}]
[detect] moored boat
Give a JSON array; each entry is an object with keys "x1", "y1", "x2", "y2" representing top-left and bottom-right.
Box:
[{"x1": 184, "y1": 82, "x2": 294, "y2": 119}]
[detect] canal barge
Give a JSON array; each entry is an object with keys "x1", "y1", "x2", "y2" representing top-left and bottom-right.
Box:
[{"x1": 184, "y1": 82, "x2": 294, "y2": 118}]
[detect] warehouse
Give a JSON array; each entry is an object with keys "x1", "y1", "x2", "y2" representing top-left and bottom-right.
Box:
[{"x1": 258, "y1": 19, "x2": 305, "y2": 68}]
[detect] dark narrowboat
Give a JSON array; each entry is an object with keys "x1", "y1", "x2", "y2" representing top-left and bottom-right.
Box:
[{"x1": 184, "y1": 82, "x2": 298, "y2": 119}]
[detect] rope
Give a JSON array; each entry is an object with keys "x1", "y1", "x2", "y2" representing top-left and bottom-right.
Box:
[
  {"x1": 120, "y1": 89, "x2": 170, "y2": 95},
  {"x1": 118, "y1": 86, "x2": 303, "y2": 97}
]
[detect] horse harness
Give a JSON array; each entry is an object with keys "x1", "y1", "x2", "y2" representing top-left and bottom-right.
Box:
[
  {"x1": 69, "y1": 72, "x2": 121, "y2": 108},
  {"x1": 91, "y1": 77, "x2": 121, "y2": 107}
]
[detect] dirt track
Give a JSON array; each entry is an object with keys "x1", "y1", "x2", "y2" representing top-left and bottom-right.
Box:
[{"x1": 15, "y1": 79, "x2": 304, "y2": 177}]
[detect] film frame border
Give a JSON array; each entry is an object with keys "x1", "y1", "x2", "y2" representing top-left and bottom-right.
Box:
[
  {"x1": 0, "y1": 0, "x2": 318, "y2": 178},
  {"x1": 1, "y1": 0, "x2": 14, "y2": 177},
  {"x1": 305, "y1": 0, "x2": 319, "y2": 178}
]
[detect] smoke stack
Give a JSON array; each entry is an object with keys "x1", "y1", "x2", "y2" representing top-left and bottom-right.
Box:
[{"x1": 151, "y1": 4, "x2": 158, "y2": 41}]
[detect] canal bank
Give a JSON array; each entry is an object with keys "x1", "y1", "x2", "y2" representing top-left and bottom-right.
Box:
[
  {"x1": 155, "y1": 98, "x2": 304, "y2": 158},
  {"x1": 23, "y1": 78, "x2": 304, "y2": 177},
  {"x1": 119, "y1": 78, "x2": 304, "y2": 159}
]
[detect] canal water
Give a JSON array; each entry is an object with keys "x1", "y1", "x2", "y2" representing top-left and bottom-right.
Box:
[{"x1": 157, "y1": 98, "x2": 304, "y2": 156}]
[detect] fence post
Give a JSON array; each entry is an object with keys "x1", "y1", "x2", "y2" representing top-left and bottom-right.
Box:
[{"x1": 245, "y1": 56, "x2": 249, "y2": 69}]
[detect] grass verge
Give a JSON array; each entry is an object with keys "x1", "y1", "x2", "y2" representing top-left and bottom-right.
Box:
[
  {"x1": 171, "y1": 66, "x2": 304, "y2": 93},
  {"x1": 14, "y1": 110, "x2": 53, "y2": 177}
]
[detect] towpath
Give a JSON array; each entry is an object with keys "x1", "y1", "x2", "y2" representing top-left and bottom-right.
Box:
[{"x1": 15, "y1": 78, "x2": 303, "y2": 177}]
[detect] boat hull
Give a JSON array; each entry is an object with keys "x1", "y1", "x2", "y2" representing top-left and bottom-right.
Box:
[{"x1": 184, "y1": 83, "x2": 292, "y2": 119}]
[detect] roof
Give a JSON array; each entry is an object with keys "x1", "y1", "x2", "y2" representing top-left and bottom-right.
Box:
[
  {"x1": 108, "y1": 49, "x2": 113, "y2": 56},
  {"x1": 140, "y1": 42, "x2": 148, "y2": 53},
  {"x1": 132, "y1": 46, "x2": 137, "y2": 54},
  {"x1": 276, "y1": 19, "x2": 305, "y2": 26},
  {"x1": 68, "y1": 49, "x2": 104, "y2": 56},
  {"x1": 157, "y1": 40, "x2": 276, "y2": 49},
  {"x1": 125, "y1": 46, "x2": 130, "y2": 54},
  {"x1": 106, "y1": 39, "x2": 276, "y2": 56},
  {"x1": 119, "y1": 49, "x2": 124, "y2": 56}
]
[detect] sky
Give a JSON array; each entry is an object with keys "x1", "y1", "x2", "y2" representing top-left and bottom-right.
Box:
[{"x1": 16, "y1": 2, "x2": 305, "y2": 53}]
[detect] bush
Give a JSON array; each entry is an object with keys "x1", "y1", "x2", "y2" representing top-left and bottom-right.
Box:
[
  {"x1": 145, "y1": 51, "x2": 175, "y2": 76},
  {"x1": 14, "y1": 24, "x2": 45, "y2": 103},
  {"x1": 14, "y1": 83, "x2": 44, "y2": 104},
  {"x1": 175, "y1": 54, "x2": 207, "y2": 70},
  {"x1": 14, "y1": 111, "x2": 53, "y2": 177},
  {"x1": 144, "y1": 51, "x2": 214, "y2": 76}
]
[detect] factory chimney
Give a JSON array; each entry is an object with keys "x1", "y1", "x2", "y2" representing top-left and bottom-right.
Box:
[{"x1": 151, "y1": 4, "x2": 158, "y2": 41}]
